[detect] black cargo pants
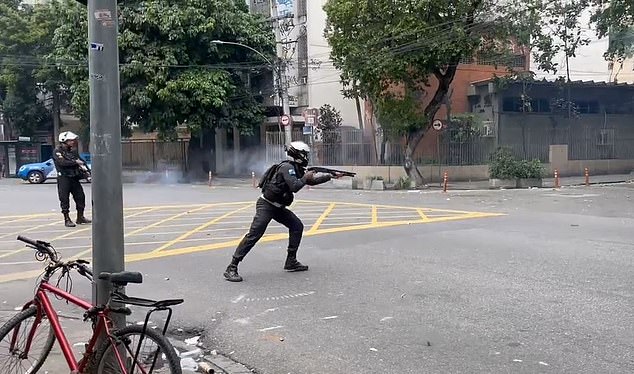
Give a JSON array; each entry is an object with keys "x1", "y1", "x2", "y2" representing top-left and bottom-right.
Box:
[
  {"x1": 57, "y1": 175, "x2": 86, "y2": 214},
  {"x1": 232, "y1": 197, "x2": 304, "y2": 261}
]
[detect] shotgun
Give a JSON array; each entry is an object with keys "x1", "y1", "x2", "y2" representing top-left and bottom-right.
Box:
[{"x1": 307, "y1": 166, "x2": 356, "y2": 177}]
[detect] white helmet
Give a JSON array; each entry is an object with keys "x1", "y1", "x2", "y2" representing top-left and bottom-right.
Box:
[
  {"x1": 59, "y1": 131, "x2": 79, "y2": 143},
  {"x1": 285, "y1": 141, "x2": 310, "y2": 166}
]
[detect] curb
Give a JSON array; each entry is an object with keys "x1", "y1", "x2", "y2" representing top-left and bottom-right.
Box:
[{"x1": 169, "y1": 337, "x2": 254, "y2": 374}]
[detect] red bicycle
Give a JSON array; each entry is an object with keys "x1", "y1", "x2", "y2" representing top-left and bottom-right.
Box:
[{"x1": 0, "y1": 236, "x2": 184, "y2": 373}]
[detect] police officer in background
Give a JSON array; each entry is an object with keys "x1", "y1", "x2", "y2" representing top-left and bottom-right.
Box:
[
  {"x1": 224, "y1": 141, "x2": 342, "y2": 282},
  {"x1": 53, "y1": 131, "x2": 91, "y2": 227}
]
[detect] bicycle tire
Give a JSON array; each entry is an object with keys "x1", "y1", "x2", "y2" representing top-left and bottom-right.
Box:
[
  {"x1": 93, "y1": 325, "x2": 182, "y2": 374},
  {"x1": 0, "y1": 305, "x2": 56, "y2": 373}
]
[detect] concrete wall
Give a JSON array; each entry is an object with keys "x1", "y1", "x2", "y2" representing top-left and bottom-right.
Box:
[
  {"x1": 324, "y1": 146, "x2": 634, "y2": 184},
  {"x1": 325, "y1": 165, "x2": 490, "y2": 183},
  {"x1": 548, "y1": 144, "x2": 634, "y2": 176}
]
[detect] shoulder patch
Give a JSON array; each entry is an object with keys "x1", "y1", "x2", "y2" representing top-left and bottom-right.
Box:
[
  {"x1": 288, "y1": 167, "x2": 296, "y2": 176},
  {"x1": 55, "y1": 152, "x2": 63, "y2": 157}
]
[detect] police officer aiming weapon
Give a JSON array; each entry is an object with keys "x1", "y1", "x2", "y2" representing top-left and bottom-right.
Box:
[
  {"x1": 223, "y1": 141, "x2": 353, "y2": 282},
  {"x1": 53, "y1": 131, "x2": 92, "y2": 228}
]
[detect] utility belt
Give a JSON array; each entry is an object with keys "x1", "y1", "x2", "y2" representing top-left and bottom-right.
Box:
[{"x1": 261, "y1": 189, "x2": 293, "y2": 208}]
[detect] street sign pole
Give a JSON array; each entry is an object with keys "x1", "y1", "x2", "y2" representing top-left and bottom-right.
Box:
[
  {"x1": 432, "y1": 120, "x2": 443, "y2": 186},
  {"x1": 88, "y1": 0, "x2": 125, "y2": 331}
]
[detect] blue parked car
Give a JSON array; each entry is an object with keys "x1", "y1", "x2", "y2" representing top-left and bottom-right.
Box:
[{"x1": 17, "y1": 156, "x2": 92, "y2": 184}]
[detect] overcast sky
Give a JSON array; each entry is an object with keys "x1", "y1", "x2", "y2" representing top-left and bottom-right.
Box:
[{"x1": 531, "y1": 8, "x2": 612, "y2": 83}]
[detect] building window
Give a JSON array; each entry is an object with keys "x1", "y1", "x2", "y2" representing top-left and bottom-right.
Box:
[
  {"x1": 502, "y1": 97, "x2": 551, "y2": 112},
  {"x1": 512, "y1": 55, "x2": 526, "y2": 68}
]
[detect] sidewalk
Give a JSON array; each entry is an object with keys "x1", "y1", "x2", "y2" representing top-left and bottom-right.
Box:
[
  {"x1": 0, "y1": 309, "x2": 249, "y2": 374},
  {"x1": 440, "y1": 172, "x2": 634, "y2": 191}
]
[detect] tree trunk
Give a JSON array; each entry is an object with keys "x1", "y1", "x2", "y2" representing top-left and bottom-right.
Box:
[{"x1": 403, "y1": 138, "x2": 425, "y2": 186}]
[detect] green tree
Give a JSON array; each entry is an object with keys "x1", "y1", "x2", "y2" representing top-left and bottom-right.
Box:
[
  {"x1": 51, "y1": 0, "x2": 274, "y2": 141},
  {"x1": 589, "y1": 0, "x2": 634, "y2": 60},
  {"x1": 0, "y1": 0, "x2": 57, "y2": 138},
  {"x1": 318, "y1": 104, "x2": 343, "y2": 145},
  {"x1": 323, "y1": 0, "x2": 589, "y2": 185}
]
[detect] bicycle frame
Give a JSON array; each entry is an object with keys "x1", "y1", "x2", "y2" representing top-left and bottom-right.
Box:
[{"x1": 13, "y1": 281, "x2": 128, "y2": 374}]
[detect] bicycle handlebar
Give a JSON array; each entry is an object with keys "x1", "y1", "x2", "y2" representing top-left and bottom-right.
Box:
[
  {"x1": 17, "y1": 235, "x2": 38, "y2": 247},
  {"x1": 17, "y1": 235, "x2": 59, "y2": 262},
  {"x1": 16, "y1": 235, "x2": 93, "y2": 281}
]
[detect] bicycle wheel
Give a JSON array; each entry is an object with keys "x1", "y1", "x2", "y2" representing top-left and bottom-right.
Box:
[
  {"x1": 0, "y1": 305, "x2": 56, "y2": 373},
  {"x1": 94, "y1": 325, "x2": 182, "y2": 374}
]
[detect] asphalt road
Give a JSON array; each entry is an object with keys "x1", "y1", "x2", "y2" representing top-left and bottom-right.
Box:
[{"x1": 0, "y1": 179, "x2": 633, "y2": 373}]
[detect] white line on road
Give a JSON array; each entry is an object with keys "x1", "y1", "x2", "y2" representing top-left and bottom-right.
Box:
[{"x1": 258, "y1": 326, "x2": 284, "y2": 332}]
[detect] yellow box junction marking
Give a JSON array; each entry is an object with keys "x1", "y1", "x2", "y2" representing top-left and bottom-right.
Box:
[
  {"x1": 151, "y1": 204, "x2": 253, "y2": 253},
  {"x1": 308, "y1": 203, "x2": 336, "y2": 234},
  {"x1": 0, "y1": 200, "x2": 504, "y2": 283}
]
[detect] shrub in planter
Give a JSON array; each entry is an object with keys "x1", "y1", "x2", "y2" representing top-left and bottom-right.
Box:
[
  {"x1": 489, "y1": 147, "x2": 518, "y2": 187},
  {"x1": 488, "y1": 147, "x2": 544, "y2": 188},
  {"x1": 515, "y1": 159, "x2": 544, "y2": 187}
]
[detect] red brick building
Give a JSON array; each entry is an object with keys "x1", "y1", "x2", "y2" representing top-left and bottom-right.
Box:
[{"x1": 364, "y1": 49, "x2": 530, "y2": 161}]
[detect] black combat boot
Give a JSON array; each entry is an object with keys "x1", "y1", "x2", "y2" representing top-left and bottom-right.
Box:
[
  {"x1": 63, "y1": 213, "x2": 76, "y2": 227},
  {"x1": 224, "y1": 257, "x2": 243, "y2": 282},
  {"x1": 76, "y1": 210, "x2": 91, "y2": 224},
  {"x1": 284, "y1": 249, "x2": 308, "y2": 272}
]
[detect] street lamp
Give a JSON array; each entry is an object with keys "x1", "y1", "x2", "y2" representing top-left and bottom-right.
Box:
[
  {"x1": 211, "y1": 40, "x2": 292, "y2": 144},
  {"x1": 211, "y1": 40, "x2": 275, "y2": 69}
]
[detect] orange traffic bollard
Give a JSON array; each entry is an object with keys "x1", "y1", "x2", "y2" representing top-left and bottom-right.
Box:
[
  {"x1": 554, "y1": 169, "x2": 560, "y2": 188},
  {"x1": 208, "y1": 171, "x2": 213, "y2": 187},
  {"x1": 584, "y1": 167, "x2": 589, "y2": 186},
  {"x1": 442, "y1": 171, "x2": 448, "y2": 193}
]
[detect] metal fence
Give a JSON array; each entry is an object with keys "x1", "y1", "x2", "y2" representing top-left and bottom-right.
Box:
[
  {"x1": 122, "y1": 139, "x2": 189, "y2": 171},
  {"x1": 501, "y1": 126, "x2": 634, "y2": 162},
  {"x1": 265, "y1": 128, "x2": 496, "y2": 166},
  {"x1": 266, "y1": 124, "x2": 634, "y2": 166}
]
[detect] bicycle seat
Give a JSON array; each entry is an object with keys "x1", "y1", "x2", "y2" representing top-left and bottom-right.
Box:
[{"x1": 98, "y1": 271, "x2": 143, "y2": 286}]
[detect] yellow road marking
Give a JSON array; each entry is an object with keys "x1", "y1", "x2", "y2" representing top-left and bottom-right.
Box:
[
  {"x1": 125, "y1": 205, "x2": 212, "y2": 237},
  {"x1": 296, "y1": 199, "x2": 495, "y2": 215},
  {"x1": 0, "y1": 219, "x2": 64, "y2": 241},
  {"x1": 0, "y1": 201, "x2": 506, "y2": 284},
  {"x1": 0, "y1": 201, "x2": 255, "y2": 220},
  {"x1": 0, "y1": 222, "x2": 90, "y2": 259},
  {"x1": 0, "y1": 213, "x2": 57, "y2": 220},
  {"x1": 0, "y1": 215, "x2": 50, "y2": 225},
  {"x1": 416, "y1": 208, "x2": 431, "y2": 222},
  {"x1": 371, "y1": 205, "x2": 378, "y2": 225},
  {"x1": 123, "y1": 211, "x2": 504, "y2": 263},
  {"x1": 308, "y1": 203, "x2": 336, "y2": 234},
  {"x1": 151, "y1": 204, "x2": 252, "y2": 253},
  {"x1": 69, "y1": 207, "x2": 161, "y2": 260}
]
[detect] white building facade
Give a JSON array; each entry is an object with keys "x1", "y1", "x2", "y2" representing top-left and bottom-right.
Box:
[{"x1": 248, "y1": 0, "x2": 363, "y2": 128}]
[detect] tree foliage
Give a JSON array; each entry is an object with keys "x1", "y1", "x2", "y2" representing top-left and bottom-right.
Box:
[
  {"x1": 51, "y1": 0, "x2": 274, "y2": 139},
  {"x1": 317, "y1": 104, "x2": 342, "y2": 146},
  {"x1": 589, "y1": 0, "x2": 634, "y2": 60},
  {"x1": 323, "y1": 0, "x2": 598, "y2": 184},
  {"x1": 0, "y1": 0, "x2": 58, "y2": 137}
]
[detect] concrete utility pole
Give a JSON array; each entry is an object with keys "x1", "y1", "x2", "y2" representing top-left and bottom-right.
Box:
[
  {"x1": 270, "y1": 0, "x2": 293, "y2": 144},
  {"x1": 87, "y1": 0, "x2": 125, "y2": 323}
]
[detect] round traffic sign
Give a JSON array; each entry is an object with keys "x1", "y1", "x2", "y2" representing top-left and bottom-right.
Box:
[
  {"x1": 281, "y1": 115, "x2": 291, "y2": 126},
  {"x1": 432, "y1": 120, "x2": 443, "y2": 131}
]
